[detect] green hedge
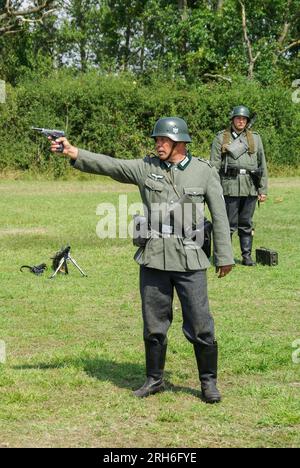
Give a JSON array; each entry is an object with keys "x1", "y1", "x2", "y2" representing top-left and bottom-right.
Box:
[{"x1": 0, "y1": 71, "x2": 299, "y2": 175}]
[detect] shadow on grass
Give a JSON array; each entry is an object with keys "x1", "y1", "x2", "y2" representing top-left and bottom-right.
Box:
[{"x1": 13, "y1": 357, "x2": 201, "y2": 397}]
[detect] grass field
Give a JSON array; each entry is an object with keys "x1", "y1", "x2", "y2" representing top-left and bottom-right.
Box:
[{"x1": 0, "y1": 176, "x2": 299, "y2": 448}]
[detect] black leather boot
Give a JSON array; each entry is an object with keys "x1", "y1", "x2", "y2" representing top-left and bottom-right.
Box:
[
  {"x1": 133, "y1": 341, "x2": 166, "y2": 398},
  {"x1": 240, "y1": 235, "x2": 256, "y2": 266},
  {"x1": 194, "y1": 341, "x2": 221, "y2": 403}
]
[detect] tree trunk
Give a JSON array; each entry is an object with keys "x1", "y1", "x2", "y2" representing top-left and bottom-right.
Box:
[
  {"x1": 217, "y1": 0, "x2": 224, "y2": 11},
  {"x1": 178, "y1": 0, "x2": 188, "y2": 20},
  {"x1": 124, "y1": 22, "x2": 131, "y2": 71}
]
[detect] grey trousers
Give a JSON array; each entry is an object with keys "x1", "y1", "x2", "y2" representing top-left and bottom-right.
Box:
[
  {"x1": 224, "y1": 196, "x2": 257, "y2": 236},
  {"x1": 139, "y1": 266, "x2": 215, "y2": 347}
]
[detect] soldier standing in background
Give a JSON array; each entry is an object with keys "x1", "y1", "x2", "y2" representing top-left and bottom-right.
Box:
[
  {"x1": 210, "y1": 106, "x2": 268, "y2": 266},
  {"x1": 50, "y1": 117, "x2": 234, "y2": 403}
]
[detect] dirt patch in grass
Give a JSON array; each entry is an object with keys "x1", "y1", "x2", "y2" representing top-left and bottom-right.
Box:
[
  {"x1": 0, "y1": 228, "x2": 48, "y2": 237},
  {"x1": 269, "y1": 177, "x2": 300, "y2": 189},
  {"x1": 0, "y1": 180, "x2": 137, "y2": 195}
]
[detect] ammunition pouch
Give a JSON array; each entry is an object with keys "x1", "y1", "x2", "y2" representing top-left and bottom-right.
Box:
[{"x1": 225, "y1": 138, "x2": 249, "y2": 159}]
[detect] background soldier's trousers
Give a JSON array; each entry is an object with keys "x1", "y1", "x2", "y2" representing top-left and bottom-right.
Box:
[{"x1": 224, "y1": 195, "x2": 257, "y2": 236}]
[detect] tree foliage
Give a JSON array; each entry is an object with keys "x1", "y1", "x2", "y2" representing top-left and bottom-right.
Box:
[
  {"x1": 0, "y1": 1, "x2": 299, "y2": 174},
  {"x1": 0, "y1": 0, "x2": 57, "y2": 36},
  {"x1": 0, "y1": 72, "x2": 299, "y2": 175},
  {"x1": 0, "y1": 0, "x2": 299, "y2": 84}
]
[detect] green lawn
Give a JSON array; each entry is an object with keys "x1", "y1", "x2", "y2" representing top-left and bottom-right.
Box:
[{"x1": 0, "y1": 177, "x2": 299, "y2": 448}]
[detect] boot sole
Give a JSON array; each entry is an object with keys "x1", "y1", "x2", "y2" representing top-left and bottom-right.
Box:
[
  {"x1": 202, "y1": 396, "x2": 221, "y2": 404},
  {"x1": 201, "y1": 391, "x2": 221, "y2": 404}
]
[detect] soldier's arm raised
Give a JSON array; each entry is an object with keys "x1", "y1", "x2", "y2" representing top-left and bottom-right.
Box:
[{"x1": 50, "y1": 137, "x2": 143, "y2": 185}]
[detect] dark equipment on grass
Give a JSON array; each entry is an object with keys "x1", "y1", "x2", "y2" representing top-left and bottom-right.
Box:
[
  {"x1": 255, "y1": 247, "x2": 278, "y2": 266},
  {"x1": 20, "y1": 263, "x2": 47, "y2": 275},
  {"x1": 50, "y1": 245, "x2": 87, "y2": 279},
  {"x1": 31, "y1": 127, "x2": 65, "y2": 152}
]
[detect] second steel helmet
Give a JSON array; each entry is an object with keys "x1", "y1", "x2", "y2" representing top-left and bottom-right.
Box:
[
  {"x1": 151, "y1": 117, "x2": 192, "y2": 142},
  {"x1": 230, "y1": 105, "x2": 250, "y2": 120}
]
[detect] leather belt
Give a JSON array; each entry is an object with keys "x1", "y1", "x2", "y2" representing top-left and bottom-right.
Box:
[{"x1": 221, "y1": 168, "x2": 251, "y2": 177}]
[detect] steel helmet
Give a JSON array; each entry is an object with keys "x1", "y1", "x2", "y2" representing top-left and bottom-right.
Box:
[
  {"x1": 151, "y1": 117, "x2": 192, "y2": 142},
  {"x1": 230, "y1": 105, "x2": 250, "y2": 120}
]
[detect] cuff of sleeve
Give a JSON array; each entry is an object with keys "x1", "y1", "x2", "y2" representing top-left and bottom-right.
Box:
[{"x1": 69, "y1": 148, "x2": 85, "y2": 169}]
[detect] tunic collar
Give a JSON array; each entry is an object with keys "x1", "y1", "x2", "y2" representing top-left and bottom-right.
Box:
[{"x1": 162, "y1": 152, "x2": 192, "y2": 171}]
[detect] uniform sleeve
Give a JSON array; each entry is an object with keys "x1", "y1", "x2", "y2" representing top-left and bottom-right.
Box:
[
  {"x1": 71, "y1": 149, "x2": 144, "y2": 185},
  {"x1": 205, "y1": 166, "x2": 235, "y2": 267},
  {"x1": 210, "y1": 134, "x2": 223, "y2": 172},
  {"x1": 257, "y1": 135, "x2": 268, "y2": 195}
]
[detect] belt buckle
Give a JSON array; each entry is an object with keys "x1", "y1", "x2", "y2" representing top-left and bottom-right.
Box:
[{"x1": 240, "y1": 169, "x2": 247, "y2": 175}]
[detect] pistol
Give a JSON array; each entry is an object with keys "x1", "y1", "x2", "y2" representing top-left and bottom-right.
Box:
[{"x1": 31, "y1": 127, "x2": 65, "y2": 152}]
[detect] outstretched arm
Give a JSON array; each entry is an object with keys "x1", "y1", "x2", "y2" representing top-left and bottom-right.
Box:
[{"x1": 50, "y1": 137, "x2": 143, "y2": 185}]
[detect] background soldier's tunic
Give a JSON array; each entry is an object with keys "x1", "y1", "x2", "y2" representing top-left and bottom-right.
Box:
[
  {"x1": 210, "y1": 129, "x2": 268, "y2": 237},
  {"x1": 210, "y1": 129, "x2": 268, "y2": 196}
]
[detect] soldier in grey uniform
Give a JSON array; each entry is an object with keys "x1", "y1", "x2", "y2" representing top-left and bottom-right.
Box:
[
  {"x1": 210, "y1": 106, "x2": 268, "y2": 266},
  {"x1": 50, "y1": 117, "x2": 234, "y2": 403}
]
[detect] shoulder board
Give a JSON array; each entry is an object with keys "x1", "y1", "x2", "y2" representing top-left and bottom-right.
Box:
[
  {"x1": 198, "y1": 158, "x2": 212, "y2": 167},
  {"x1": 217, "y1": 129, "x2": 226, "y2": 135},
  {"x1": 250, "y1": 130, "x2": 259, "y2": 135}
]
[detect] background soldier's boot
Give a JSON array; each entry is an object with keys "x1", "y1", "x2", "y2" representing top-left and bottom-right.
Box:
[
  {"x1": 193, "y1": 341, "x2": 221, "y2": 403},
  {"x1": 133, "y1": 341, "x2": 167, "y2": 398},
  {"x1": 240, "y1": 235, "x2": 256, "y2": 266}
]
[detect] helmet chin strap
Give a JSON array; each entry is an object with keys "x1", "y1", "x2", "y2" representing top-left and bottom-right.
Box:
[{"x1": 166, "y1": 141, "x2": 178, "y2": 161}]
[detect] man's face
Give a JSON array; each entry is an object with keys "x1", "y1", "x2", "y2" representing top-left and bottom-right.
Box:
[
  {"x1": 233, "y1": 116, "x2": 248, "y2": 132},
  {"x1": 155, "y1": 136, "x2": 174, "y2": 160}
]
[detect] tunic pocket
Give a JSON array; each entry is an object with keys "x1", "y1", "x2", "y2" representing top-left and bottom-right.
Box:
[
  {"x1": 145, "y1": 178, "x2": 164, "y2": 192},
  {"x1": 183, "y1": 186, "x2": 205, "y2": 202},
  {"x1": 144, "y1": 177, "x2": 164, "y2": 204}
]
